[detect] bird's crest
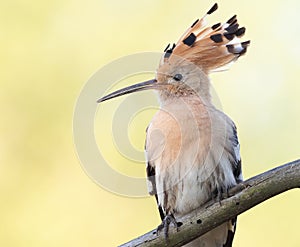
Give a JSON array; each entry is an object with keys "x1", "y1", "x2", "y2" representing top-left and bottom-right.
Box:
[{"x1": 161, "y1": 3, "x2": 250, "y2": 73}]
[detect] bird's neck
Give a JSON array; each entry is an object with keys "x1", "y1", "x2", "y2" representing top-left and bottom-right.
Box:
[{"x1": 158, "y1": 82, "x2": 212, "y2": 108}]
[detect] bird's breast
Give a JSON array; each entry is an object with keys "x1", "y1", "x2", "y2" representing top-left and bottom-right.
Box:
[
  {"x1": 146, "y1": 97, "x2": 218, "y2": 214},
  {"x1": 147, "y1": 97, "x2": 211, "y2": 169},
  {"x1": 146, "y1": 96, "x2": 237, "y2": 215}
]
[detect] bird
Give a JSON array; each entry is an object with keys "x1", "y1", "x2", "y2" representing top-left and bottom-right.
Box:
[{"x1": 97, "y1": 3, "x2": 249, "y2": 247}]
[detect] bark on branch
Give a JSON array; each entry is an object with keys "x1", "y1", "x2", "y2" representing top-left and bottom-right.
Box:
[{"x1": 119, "y1": 159, "x2": 300, "y2": 247}]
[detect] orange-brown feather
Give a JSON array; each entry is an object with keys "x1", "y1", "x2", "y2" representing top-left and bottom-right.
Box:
[{"x1": 161, "y1": 5, "x2": 250, "y2": 74}]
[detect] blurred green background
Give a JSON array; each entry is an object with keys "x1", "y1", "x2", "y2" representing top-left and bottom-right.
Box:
[{"x1": 1, "y1": 0, "x2": 299, "y2": 246}]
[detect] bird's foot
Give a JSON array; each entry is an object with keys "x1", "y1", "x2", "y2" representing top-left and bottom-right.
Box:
[
  {"x1": 156, "y1": 214, "x2": 180, "y2": 239},
  {"x1": 213, "y1": 186, "x2": 230, "y2": 206}
]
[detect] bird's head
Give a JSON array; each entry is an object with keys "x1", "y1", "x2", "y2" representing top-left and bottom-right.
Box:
[{"x1": 97, "y1": 3, "x2": 249, "y2": 105}]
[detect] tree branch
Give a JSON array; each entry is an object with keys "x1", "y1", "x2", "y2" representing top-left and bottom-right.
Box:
[{"x1": 119, "y1": 159, "x2": 300, "y2": 247}]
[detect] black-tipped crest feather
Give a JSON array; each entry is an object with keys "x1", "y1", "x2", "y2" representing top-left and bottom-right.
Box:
[
  {"x1": 161, "y1": 4, "x2": 250, "y2": 73},
  {"x1": 191, "y1": 19, "x2": 199, "y2": 28},
  {"x1": 183, "y1": 33, "x2": 197, "y2": 46},
  {"x1": 227, "y1": 15, "x2": 237, "y2": 24},
  {"x1": 207, "y1": 3, "x2": 218, "y2": 15},
  {"x1": 212, "y1": 23, "x2": 221, "y2": 30}
]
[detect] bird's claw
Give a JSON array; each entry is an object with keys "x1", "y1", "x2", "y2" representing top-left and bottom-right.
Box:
[
  {"x1": 213, "y1": 186, "x2": 230, "y2": 206},
  {"x1": 156, "y1": 214, "x2": 179, "y2": 239}
]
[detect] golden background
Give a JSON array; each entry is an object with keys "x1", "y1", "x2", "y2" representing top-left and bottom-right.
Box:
[{"x1": 1, "y1": 0, "x2": 299, "y2": 246}]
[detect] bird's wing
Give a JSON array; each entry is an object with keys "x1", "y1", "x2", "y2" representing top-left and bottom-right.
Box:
[
  {"x1": 223, "y1": 123, "x2": 242, "y2": 247},
  {"x1": 146, "y1": 161, "x2": 165, "y2": 221},
  {"x1": 145, "y1": 126, "x2": 165, "y2": 221},
  {"x1": 228, "y1": 123, "x2": 243, "y2": 183}
]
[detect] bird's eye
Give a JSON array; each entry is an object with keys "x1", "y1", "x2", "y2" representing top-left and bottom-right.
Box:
[{"x1": 173, "y1": 74, "x2": 183, "y2": 81}]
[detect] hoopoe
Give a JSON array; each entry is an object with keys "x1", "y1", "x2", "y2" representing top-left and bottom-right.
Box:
[{"x1": 98, "y1": 3, "x2": 249, "y2": 246}]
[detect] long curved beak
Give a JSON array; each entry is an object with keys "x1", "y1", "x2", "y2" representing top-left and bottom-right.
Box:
[{"x1": 97, "y1": 79, "x2": 158, "y2": 103}]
